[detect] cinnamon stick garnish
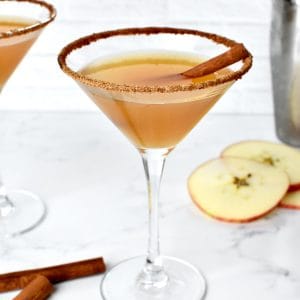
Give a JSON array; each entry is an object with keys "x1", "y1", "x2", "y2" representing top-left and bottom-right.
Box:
[
  {"x1": 0, "y1": 257, "x2": 106, "y2": 293},
  {"x1": 181, "y1": 43, "x2": 250, "y2": 78},
  {"x1": 13, "y1": 275, "x2": 53, "y2": 300}
]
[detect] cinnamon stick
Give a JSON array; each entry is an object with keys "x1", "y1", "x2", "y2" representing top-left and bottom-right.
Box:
[
  {"x1": 13, "y1": 275, "x2": 53, "y2": 300},
  {"x1": 0, "y1": 257, "x2": 106, "y2": 293},
  {"x1": 181, "y1": 43, "x2": 250, "y2": 78}
]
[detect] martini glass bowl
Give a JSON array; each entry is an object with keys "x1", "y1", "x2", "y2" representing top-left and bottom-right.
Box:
[
  {"x1": 0, "y1": 0, "x2": 56, "y2": 237},
  {"x1": 58, "y1": 27, "x2": 252, "y2": 300}
]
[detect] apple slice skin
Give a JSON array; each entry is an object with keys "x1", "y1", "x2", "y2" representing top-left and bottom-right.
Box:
[
  {"x1": 279, "y1": 190, "x2": 300, "y2": 209},
  {"x1": 221, "y1": 140, "x2": 300, "y2": 191},
  {"x1": 188, "y1": 157, "x2": 289, "y2": 223},
  {"x1": 287, "y1": 184, "x2": 300, "y2": 192},
  {"x1": 191, "y1": 197, "x2": 280, "y2": 223}
]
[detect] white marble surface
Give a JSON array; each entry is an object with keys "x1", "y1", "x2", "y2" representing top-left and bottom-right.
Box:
[{"x1": 0, "y1": 112, "x2": 300, "y2": 299}]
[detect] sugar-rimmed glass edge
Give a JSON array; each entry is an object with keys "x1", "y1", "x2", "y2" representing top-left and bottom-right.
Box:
[
  {"x1": 0, "y1": 0, "x2": 56, "y2": 39},
  {"x1": 58, "y1": 27, "x2": 253, "y2": 93}
]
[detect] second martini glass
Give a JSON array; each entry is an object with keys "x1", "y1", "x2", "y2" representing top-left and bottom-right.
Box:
[
  {"x1": 58, "y1": 27, "x2": 252, "y2": 299},
  {"x1": 0, "y1": 0, "x2": 56, "y2": 236}
]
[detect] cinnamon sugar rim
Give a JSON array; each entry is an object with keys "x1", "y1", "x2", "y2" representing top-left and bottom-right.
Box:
[
  {"x1": 58, "y1": 27, "x2": 253, "y2": 93},
  {"x1": 0, "y1": 0, "x2": 56, "y2": 39}
]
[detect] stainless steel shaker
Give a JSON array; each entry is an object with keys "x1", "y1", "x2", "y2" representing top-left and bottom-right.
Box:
[{"x1": 270, "y1": 0, "x2": 300, "y2": 147}]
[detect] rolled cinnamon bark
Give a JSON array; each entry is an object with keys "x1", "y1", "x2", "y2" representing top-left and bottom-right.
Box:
[
  {"x1": 13, "y1": 275, "x2": 54, "y2": 300},
  {"x1": 181, "y1": 43, "x2": 251, "y2": 78},
  {"x1": 0, "y1": 257, "x2": 106, "y2": 292}
]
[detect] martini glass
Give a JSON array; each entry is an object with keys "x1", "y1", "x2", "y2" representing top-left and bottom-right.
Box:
[
  {"x1": 58, "y1": 27, "x2": 252, "y2": 300},
  {"x1": 0, "y1": 0, "x2": 56, "y2": 236}
]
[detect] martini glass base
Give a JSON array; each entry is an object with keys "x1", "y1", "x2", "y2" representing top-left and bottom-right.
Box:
[
  {"x1": 100, "y1": 256, "x2": 207, "y2": 300},
  {"x1": 1, "y1": 190, "x2": 46, "y2": 237}
]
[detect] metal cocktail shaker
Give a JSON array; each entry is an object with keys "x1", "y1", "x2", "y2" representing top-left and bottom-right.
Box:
[{"x1": 270, "y1": 0, "x2": 300, "y2": 147}]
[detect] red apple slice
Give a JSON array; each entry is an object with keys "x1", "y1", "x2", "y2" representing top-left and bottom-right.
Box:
[
  {"x1": 279, "y1": 190, "x2": 300, "y2": 209},
  {"x1": 222, "y1": 140, "x2": 300, "y2": 191},
  {"x1": 188, "y1": 157, "x2": 289, "y2": 223}
]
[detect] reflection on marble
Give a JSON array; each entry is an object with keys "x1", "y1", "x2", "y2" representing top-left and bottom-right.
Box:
[{"x1": 0, "y1": 112, "x2": 299, "y2": 299}]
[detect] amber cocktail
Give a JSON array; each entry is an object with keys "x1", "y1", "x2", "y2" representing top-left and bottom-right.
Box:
[
  {"x1": 0, "y1": 0, "x2": 55, "y2": 236},
  {"x1": 58, "y1": 27, "x2": 252, "y2": 300}
]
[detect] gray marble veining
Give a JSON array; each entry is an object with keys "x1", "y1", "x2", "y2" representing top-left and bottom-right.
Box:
[{"x1": 0, "y1": 112, "x2": 299, "y2": 299}]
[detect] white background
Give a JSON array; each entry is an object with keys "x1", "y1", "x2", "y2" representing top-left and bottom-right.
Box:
[{"x1": 1, "y1": 0, "x2": 272, "y2": 113}]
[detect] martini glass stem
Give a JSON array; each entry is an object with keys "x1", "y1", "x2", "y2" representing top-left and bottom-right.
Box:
[
  {"x1": 0, "y1": 93, "x2": 14, "y2": 218},
  {"x1": 138, "y1": 148, "x2": 169, "y2": 289}
]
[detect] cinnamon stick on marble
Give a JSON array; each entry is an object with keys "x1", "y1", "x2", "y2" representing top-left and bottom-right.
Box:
[
  {"x1": 181, "y1": 43, "x2": 250, "y2": 78},
  {"x1": 13, "y1": 275, "x2": 54, "y2": 300},
  {"x1": 0, "y1": 257, "x2": 106, "y2": 293}
]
